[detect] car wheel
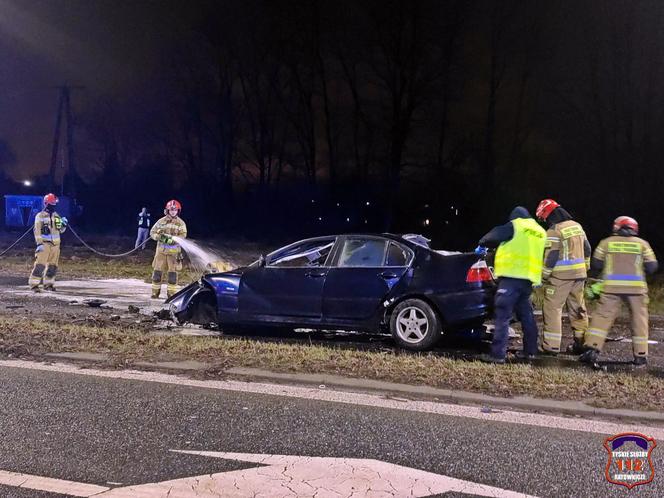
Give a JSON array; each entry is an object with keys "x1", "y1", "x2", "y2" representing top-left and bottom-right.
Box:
[{"x1": 389, "y1": 299, "x2": 442, "y2": 351}]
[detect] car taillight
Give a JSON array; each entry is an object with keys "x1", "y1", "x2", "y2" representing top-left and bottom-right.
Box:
[{"x1": 466, "y1": 260, "x2": 494, "y2": 283}]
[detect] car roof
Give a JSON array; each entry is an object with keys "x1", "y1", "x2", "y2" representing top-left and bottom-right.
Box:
[
  {"x1": 309, "y1": 233, "x2": 427, "y2": 252},
  {"x1": 274, "y1": 234, "x2": 427, "y2": 252},
  {"x1": 298, "y1": 233, "x2": 414, "y2": 244}
]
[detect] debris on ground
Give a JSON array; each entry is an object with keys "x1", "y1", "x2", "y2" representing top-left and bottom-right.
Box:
[
  {"x1": 84, "y1": 299, "x2": 107, "y2": 308},
  {"x1": 154, "y1": 309, "x2": 171, "y2": 320},
  {"x1": 128, "y1": 305, "x2": 140, "y2": 314}
]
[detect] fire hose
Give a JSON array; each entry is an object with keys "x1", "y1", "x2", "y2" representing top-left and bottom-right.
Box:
[
  {"x1": 0, "y1": 224, "x2": 150, "y2": 259},
  {"x1": 0, "y1": 226, "x2": 34, "y2": 257},
  {"x1": 66, "y1": 225, "x2": 150, "y2": 258}
]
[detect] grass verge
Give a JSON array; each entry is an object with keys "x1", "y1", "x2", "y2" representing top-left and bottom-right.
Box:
[
  {"x1": 0, "y1": 254, "x2": 201, "y2": 283},
  {"x1": 1, "y1": 314, "x2": 663, "y2": 412},
  {"x1": 0, "y1": 235, "x2": 262, "y2": 283}
]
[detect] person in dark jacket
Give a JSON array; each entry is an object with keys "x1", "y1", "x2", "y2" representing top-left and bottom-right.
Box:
[
  {"x1": 135, "y1": 207, "x2": 151, "y2": 250},
  {"x1": 477, "y1": 207, "x2": 546, "y2": 363}
]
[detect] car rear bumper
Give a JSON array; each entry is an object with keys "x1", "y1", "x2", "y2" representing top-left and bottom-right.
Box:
[{"x1": 430, "y1": 288, "x2": 494, "y2": 324}]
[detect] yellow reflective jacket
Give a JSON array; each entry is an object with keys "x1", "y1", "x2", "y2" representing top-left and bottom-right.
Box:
[
  {"x1": 34, "y1": 210, "x2": 66, "y2": 246},
  {"x1": 495, "y1": 218, "x2": 546, "y2": 285},
  {"x1": 150, "y1": 215, "x2": 187, "y2": 255},
  {"x1": 593, "y1": 236, "x2": 657, "y2": 295},
  {"x1": 542, "y1": 220, "x2": 590, "y2": 280}
]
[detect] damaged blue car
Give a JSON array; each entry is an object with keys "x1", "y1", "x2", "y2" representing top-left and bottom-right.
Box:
[{"x1": 166, "y1": 234, "x2": 495, "y2": 351}]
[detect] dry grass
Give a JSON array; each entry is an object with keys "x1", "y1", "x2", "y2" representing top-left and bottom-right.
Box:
[
  {"x1": 1, "y1": 314, "x2": 663, "y2": 411},
  {"x1": 0, "y1": 253, "x2": 202, "y2": 283}
]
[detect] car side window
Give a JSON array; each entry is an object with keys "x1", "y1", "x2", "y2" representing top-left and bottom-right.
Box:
[
  {"x1": 385, "y1": 242, "x2": 410, "y2": 267},
  {"x1": 337, "y1": 238, "x2": 387, "y2": 267},
  {"x1": 268, "y1": 241, "x2": 334, "y2": 268}
]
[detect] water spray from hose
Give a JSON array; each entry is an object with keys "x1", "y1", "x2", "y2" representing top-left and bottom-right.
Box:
[{"x1": 171, "y1": 236, "x2": 234, "y2": 274}]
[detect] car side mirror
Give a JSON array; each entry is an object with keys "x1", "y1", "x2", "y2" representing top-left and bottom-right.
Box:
[{"x1": 258, "y1": 254, "x2": 266, "y2": 267}]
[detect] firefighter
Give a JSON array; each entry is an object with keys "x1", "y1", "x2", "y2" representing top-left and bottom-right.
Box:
[
  {"x1": 477, "y1": 206, "x2": 546, "y2": 363},
  {"x1": 580, "y1": 216, "x2": 658, "y2": 366},
  {"x1": 536, "y1": 199, "x2": 591, "y2": 355},
  {"x1": 149, "y1": 200, "x2": 187, "y2": 299},
  {"x1": 28, "y1": 193, "x2": 68, "y2": 292}
]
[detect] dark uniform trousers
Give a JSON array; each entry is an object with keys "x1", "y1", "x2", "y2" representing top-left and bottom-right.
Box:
[{"x1": 492, "y1": 277, "x2": 539, "y2": 359}]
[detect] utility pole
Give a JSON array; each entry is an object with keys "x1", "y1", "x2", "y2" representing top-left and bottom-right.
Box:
[{"x1": 48, "y1": 84, "x2": 83, "y2": 197}]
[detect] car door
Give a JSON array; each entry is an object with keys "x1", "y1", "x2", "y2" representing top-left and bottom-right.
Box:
[
  {"x1": 238, "y1": 237, "x2": 337, "y2": 322},
  {"x1": 322, "y1": 237, "x2": 412, "y2": 321}
]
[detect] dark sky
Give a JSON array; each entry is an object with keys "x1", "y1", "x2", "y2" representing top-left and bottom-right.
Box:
[{"x1": 0, "y1": 0, "x2": 191, "y2": 180}]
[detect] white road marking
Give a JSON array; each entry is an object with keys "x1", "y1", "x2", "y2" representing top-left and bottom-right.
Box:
[
  {"x1": 1, "y1": 359, "x2": 662, "y2": 439},
  {"x1": 0, "y1": 469, "x2": 109, "y2": 496},
  {"x1": 0, "y1": 453, "x2": 538, "y2": 497}
]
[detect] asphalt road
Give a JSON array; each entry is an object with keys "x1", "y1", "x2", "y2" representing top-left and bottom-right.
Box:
[{"x1": 0, "y1": 362, "x2": 661, "y2": 497}]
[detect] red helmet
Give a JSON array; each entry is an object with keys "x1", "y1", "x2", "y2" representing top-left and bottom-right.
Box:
[
  {"x1": 536, "y1": 199, "x2": 560, "y2": 221},
  {"x1": 613, "y1": 216, "x2": 638, "y2": 234},
  {"x1": 43, "y1": 193, "x2": 58, "y2": 206},
  {"x1": 165, "y1": 199, "x2": 181, "y2": 212}
]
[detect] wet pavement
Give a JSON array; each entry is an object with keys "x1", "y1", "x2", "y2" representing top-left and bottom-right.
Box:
[
  {"x1": 0, "y1": 360, "x2": 662, "y2": 498},
  {"x1": 0, "y1": 277, "x2": 220, "y2": 337},
  {"x1": 2, "y1": 278, "x2": 165, "y2": 314}
]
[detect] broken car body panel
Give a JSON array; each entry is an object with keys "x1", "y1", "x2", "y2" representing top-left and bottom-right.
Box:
[{"x1": 167, "y1": 234, "x2": 494, "y2": 343}]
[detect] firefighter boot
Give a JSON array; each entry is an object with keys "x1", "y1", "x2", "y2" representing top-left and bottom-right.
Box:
[
  {"x1": 566, "y1": 337, "x2": 585, "y2": 355},
  {"x1": 43, "y1": 284, "x2": 56, "y2": 292},
  {"x1": 634, "y1": 356, "x2": 648, "y2": 367},
  {"x1": 151, "y1": 270, "x2": 162, "y2": 299},
  {"x1": 579, "y1": 348, "x2": 600, "y2": 364}
]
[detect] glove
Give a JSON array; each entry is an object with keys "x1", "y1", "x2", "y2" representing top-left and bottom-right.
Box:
[
  {"x1": 585, "y1": 281, "x2": 603, "y2": 300},
  {"x1": 474, "y1": 245, "x2": 488, "y2": 257},
  {"x1": 35, "y1": 244, "x2": 44, "y2": 253}
]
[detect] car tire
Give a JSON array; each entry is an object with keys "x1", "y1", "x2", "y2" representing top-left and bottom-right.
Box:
[{"x1": 389, "y1": 298, "x2": 442, "y2": 351}]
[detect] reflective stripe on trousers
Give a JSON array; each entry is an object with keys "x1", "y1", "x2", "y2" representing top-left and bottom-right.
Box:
[
  {"x1": 584, "y1": 293, "x2": 649, "y2": 357},
  {"x1": 540, "y1": 278, "x2": 587, "y2": 352}
]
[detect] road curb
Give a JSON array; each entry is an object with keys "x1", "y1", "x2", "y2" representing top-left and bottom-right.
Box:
[
  {"x1": 40, "y1": 353, "x2": 664, "y2": 423},
  {"x1": 225, "y1": 367, "x2": 664, "y2": 423}
]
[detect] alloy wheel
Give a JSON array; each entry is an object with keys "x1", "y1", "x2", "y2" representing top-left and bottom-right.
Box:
[{"x1": 395, "y1": 306, "x2": 430, "y2": 344}]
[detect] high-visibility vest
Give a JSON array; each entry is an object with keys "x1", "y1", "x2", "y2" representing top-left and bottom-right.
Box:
[{"x1": 495, "y1": 218, "x2": 546, "y2": 285}]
